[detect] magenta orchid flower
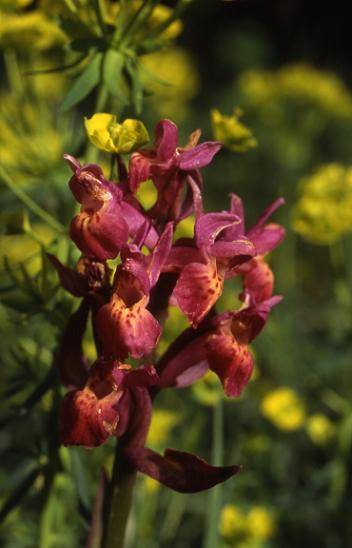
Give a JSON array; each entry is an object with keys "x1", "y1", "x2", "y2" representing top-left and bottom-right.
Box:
[
  {"x1": 159, "y1": 256, "x2": 282, "y2": 397},
  {"x1": 97, "y1": 222, "x2": 173, "y2": 359},
  {"x1": 129, "y1": 119, "x2": 222, "y2": 221},
  {"x1": 61, "y1": 359, "x2": 158, "y2": 447},
  {"x1": 165, "y1": 192, "x2": 284, "y2": 327},
  {"x1": 50, "y1": 118, "x2": 285, "y2": 506},
  {"x1": 65, "y1": 154, "x2": 158, "y2": 261}
]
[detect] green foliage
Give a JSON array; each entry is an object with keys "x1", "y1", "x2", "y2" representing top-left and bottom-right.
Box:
[
  {"x1": 59, "y1": 52, "x2": 103, "y2": 112},
  {"x1": 1, "y1": 2, "x2": 352, "y2": 548}
]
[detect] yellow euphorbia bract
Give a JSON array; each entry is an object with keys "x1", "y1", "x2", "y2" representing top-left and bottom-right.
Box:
[
  {"x1": 292, "y1": 163, "x2": 352, "y2": 245},
  {"x1": 0, "y1": 11, "x2": 66, "y2": 51},
  {"x1": 238, "y1": 63, "x2": 352, "y2": 120},
  {"x1": 85, "y1": 114, "x2": 149, "y2": 154},
  {"x1": 211, "y1": 108, "x2": 257, "y2": 152}
]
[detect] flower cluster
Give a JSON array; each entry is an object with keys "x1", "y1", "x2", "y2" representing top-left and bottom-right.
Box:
[
  {"x1": 50, "y1": 118, "x2": 285, "y2": 493},
  {"x1": 292, "y1": 163, "x2": 352, "y2": 245},
  {"x1": 238, "y1": 63, "x2": 352, "y2": 120}
]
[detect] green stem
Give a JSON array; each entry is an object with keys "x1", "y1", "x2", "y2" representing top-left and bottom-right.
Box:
[
  {"x1": 0, "y1": 167, "x2": 65, "y2": 234},
  {"x1": 102, "y1": 440, "x2": 136, "y2": 548},
  {"x1": 85, "y1": 84, "x2": 109, "y2": 163},
  {"x1": 119, "y1": 0, "x2": 156, "y2": 46},
  {"x1": 204, "y1": 400, "x2": 224, "y2": 548}
]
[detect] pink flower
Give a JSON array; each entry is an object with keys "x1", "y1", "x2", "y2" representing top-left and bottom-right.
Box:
[
  {"x1": 60, "y1": 359, "x2": 158, "y2": 448},
  {"x1": 97, "y1": 223, "x2": 173, "y2": 359},
  {"x1": 129, "y1": 119, "x2": 222, "y2": 221},
  {"x1": 165, "y1": 193, "x2": 284, "y2": 327},
  {"x1": 56, "y1": 118, "x2": 285, "y2": 494},
  {"x1": 65, "y1": 155, "x2": 158, "y2": 261},
  {"x1": 159, "y1": 258, "x2": 282, "y2": 398}
]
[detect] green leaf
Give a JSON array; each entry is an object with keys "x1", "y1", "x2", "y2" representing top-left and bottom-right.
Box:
[
  {"x1": 59, "y1": 53, "x2": 103, "y2": 112},
  {"x1": 103, "y1": 49, "x2": 125, "y2": 97},
  {"x1": 0, "y1": 465, "x2": 41, "y2": 522},
  {"x1": 125, "y1": 58, "x2": 143, "y2": 114}
]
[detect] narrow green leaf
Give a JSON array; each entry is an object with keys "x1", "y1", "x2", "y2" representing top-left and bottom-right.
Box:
[
  {"x1": 0, "y1": 466, "x2": 41, "y2": 523},
  {"x1": 103, "y1": 49, "x2": 125, "y2": 97},
  {"x1": 125, "y1": 58, "x2": 143, "y2": 114},
  {"x1": 59, "y1": 53, "x2": 102, "y2": 112},
  {"x1": 22, "y1": 53, "x2": 87, "y2": 76}
]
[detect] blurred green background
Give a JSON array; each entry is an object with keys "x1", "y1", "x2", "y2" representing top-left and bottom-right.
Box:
[{"x1": 1, "y1": 1, "x2": 352, "y2": 547}]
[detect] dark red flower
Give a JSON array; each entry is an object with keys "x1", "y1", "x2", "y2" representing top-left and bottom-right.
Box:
[
  {"x1": 60, "y1": 359, "x2": 158, "y2": 448},
  {"x1": 97, "y1": 223, "x2": 173, "y2": 359},
  {"x1": 129, "y1": 119, "x2": 222, "y2": 221}
]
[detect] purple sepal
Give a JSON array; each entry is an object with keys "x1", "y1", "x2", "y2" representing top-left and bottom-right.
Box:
[{"x1": 47, "y1": 253, "x2": 86, "y2": 297}]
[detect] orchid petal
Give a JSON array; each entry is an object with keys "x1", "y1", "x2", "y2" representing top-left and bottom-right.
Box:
[
  {"x1": 63, "y1": 153, "x2": 81, "y2": 172},
  {"x1": 178, "y1": 141, "x2": 222, "y2": 170},
  {"x1": 123, "y1": 387, "x2": 153, "y2": 447},
  {"x1": 240, "y1": 257, "x2": 275, "y2": 303},
  {"x1": 60, "y1": 360, "x2": 124, "y2": 447},
  {"x1": 249, "y1": 197, "x2": 285, "y2": 232},
  {"x1": 121, "y1": 365, "x2": 159, "y2": 389},
  {"x1": 60, "y1": 387, "x2": 121, "y2": 447},
  {"x1": 232, "y1": 295, "x2": 283, "y2": 343},
  {"x1": 148, "y1": 222, "x2": 174, "y2": 287},
  {"x1": 154, "y1": 119, "x2": 178, "y2": 162},
  {"x1": 195, "y1": 212, "x2": 241, "y2": 248},
  {"x1": 120, "y1": 199, "x2": 159, "y2": 249},
  {"x1": 70, "y1": 204, "x2": 129, "y2": 261},
  {"x1": 173, "y1": 260, "x2": 223, "y2": 326},
  {"x1": 210, "y1": 238, "x2": 256, "y2": 261},
  {"x1": 119, "y1": 251, "x2": 151, "y2": 297},
  {"x1": 229, "y1": 193, "x2": 245, "y2": 231},
  {"x1": 247, "y1": 222, "x2": 286, "y2": 255},
  {"x1": 129, "y1": 151, "x2": 152, "y2": 192},
  {"x1": 163, "y1": 243, "x2": 204, "y2": 273},
  {"x1": 186, "y1": 175, "x2": 203, "y2": 218},
  {"x1": 206, "y1": 333, "x2": 254, "y2": 397},
  {"x1": 125, "y1": 447, "x2": 241, "y2": 493},
  {"x1": 47, "y1": 254, "x2": 86, "y2": 297},
  {"x1": 97, "y1": 294, "x2": 161, "y2": 359},
  {"x1": 159, "y1": 333, "x2": 209, "y2": 388}
]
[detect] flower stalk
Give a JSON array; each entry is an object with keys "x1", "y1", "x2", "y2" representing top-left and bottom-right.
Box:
[
  {"x1": 102, "y1": 440, "x2": 136, "y2": 548},
  {"x1": 204, "y1": 400, "x2": 224, "y2": 548}
]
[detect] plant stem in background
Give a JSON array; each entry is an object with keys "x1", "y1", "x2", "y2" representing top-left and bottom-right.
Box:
[
  {"x1": 204, "y1": 400, "x2": 224, "y2": 548},
  {"x1": 102, "y1": 440, "x2": 136, "y2": 548},
  {"x1": 0, "y1": 167, "x2": 65, "y2": 234}
]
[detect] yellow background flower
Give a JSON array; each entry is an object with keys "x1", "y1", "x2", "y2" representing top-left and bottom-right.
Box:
[
  {"x1": 305, "y1": 414, "x2": 336, "y2": 446},
  {"x1": 211, "y1": 108, "x2": 257, "y2": 152},
  {"x1": 85, "y1": 113, "x2": 149, "y2": 154},
  {"x1": 260, "y1": 387, "x2": 306, "y2": 431},
  {"x1": 292, "y1": 163, "x2": 352, "y2": 245}
]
